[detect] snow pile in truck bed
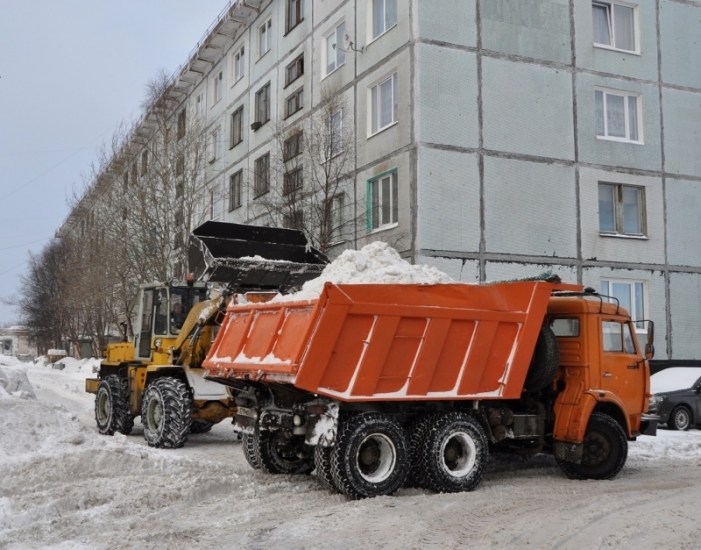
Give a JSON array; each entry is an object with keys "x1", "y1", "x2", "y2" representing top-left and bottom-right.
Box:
[{"x1": 275, "y1": 241, "x2": 453, "y2": 302}]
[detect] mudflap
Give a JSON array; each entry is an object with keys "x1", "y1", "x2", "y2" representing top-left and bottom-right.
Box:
[
  {"x1": 640, "y1": 419, "x2": 658, "y2": 436},
  {"x1": 554, "y1": 440, "x2": 584, "y2": 464}
]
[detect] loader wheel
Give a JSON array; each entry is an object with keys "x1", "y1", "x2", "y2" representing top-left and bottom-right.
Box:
[
  {"x1": 331, "y1": 413, "x2": 409, "y2": 499},
  {"x1": 141, "y1": 378, "x2": 192, "y2": 449},
  {"x1": 524, "y1": 325, "x2": 560, "y2": 392},
  {"x1": 241, "y1": 431, "x2": 262, "y2": 470},
  {"x1": 257, "y1": 429, "x2": 315, "y2": 475},
  {"x1": 556, "y1": 413, "x2": 628, "y2": 480},
  {"x1": 190, "y1": 420, "x2": 214, "y2": 434},
  {"x1": 314, "y1": 445, "x2": 340, "y2": 493},
  {"x1": 94, "y1": 375, "x2": 134, "y2": 436},
  {"x1": 419, "y1": 412, "x2": 488, "y2": 494}
]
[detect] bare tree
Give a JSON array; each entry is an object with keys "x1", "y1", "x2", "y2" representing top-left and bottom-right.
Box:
[{"x1": 249, "y1": 92, "x2": 361, "y2": 255}]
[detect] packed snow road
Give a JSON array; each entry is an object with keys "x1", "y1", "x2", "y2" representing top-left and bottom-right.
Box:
[{"x1": 1, "y1": 361, "x2": 701, "y2": 550}]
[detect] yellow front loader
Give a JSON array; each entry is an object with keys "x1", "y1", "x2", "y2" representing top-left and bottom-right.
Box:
[{"x1": 85, "y1": 221, "x2": 328, "y2": 448}]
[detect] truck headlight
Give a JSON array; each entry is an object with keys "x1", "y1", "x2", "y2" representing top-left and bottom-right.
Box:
[{"x1": 649, "y1": 395, "x2": 664, "y2": 404}]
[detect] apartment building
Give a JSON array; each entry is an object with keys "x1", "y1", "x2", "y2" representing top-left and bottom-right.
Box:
[{"x1": 59, "y1": 0, "x2": 701, "y2": 363}]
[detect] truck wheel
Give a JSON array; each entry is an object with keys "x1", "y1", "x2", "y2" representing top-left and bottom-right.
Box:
[
  {"x1": 241, "y1": 431, "x2": 262, "y2": 470},
  {"x1": 524, "y1": 326, "x2": 560, "y2": 392},
  {"x1": 668, "y1": 406, "x2": 692, "y2": 431},
  {"x1": 556, "y1": 413, "x2": 628, "y2": 480},
  {"x1": 190, "y1": 420, "x2": 214, "y2": 434},
  {"x1": 330, "y1": 413, "x2": 409, "y2": 499},
  {"x1": 94, "y1": 375, "x2": 133, "y2": 436},
  {"x1": 258, "y1": 429, "x2": 315, "y2": 475},
  {"x1": 419, "y1": 412, "x2": 488, "y2": 493},
  {"x1": 141, "y1": 378, "x2": 192, "y2": 449},
  {"x1": 406, "y1": 415, "x2": 436, "y2": 489},
  {"x1": 314, "y1": 445, "x2": 340, "y2": 492}
]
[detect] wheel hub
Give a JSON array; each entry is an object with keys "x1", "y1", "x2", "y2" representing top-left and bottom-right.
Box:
[
  {"x1": 582, "y1": 431, "x2": 610, "y2": 466},
  {"x1": 356, "y1": 434, "x2": 396, "y2": 483},
  {"x1": 441, "y1": 432, "x2": 477, "y2": 478},
  {"x1": 147, "y1": 399, "x2": 163, "y2": 431},
  {"x1": 97, "y1": 391, "x2": 110, "y2": 422}
]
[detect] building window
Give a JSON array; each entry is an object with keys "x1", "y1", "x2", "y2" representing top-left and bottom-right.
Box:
[
  {"x1": 123, "y1": 171, "x2": 129, "y2": 191},
  {"x1": 325, "y1": 22, "x2": 346, "y2": 76},
  {"x1": 254, "y1": 153, "x2": 270, "y2": 197},
  {"x1": 195, "y1": 93, "x2": 204, "y2": 117},
  {"x1": 259, "y1": 19, "x2": 272, "y2": 57},
  {"x1": 327, "y1": 110, "x2": 343, "y2": 158},
  {"x1": 141, "y1": 150, "x2": 148, "y2": 175},
  {"x1": 328, "y1": 194, "x2": 345, "y2": 243},
  {"x1": 601, "y1": 279, "x2": 646, "y2": 329},
  {"x1": 229, "y1": 170, "x2": 242, "y2": 211},
  {"x1": 285, "y1": 54, "x2": 304, "y2": 87},
  {"x1": 211, "y1": 128, "x2": 221, "y2": 162},
  {"x1": 369, "y1": 170, "x2": 398, "y2": 231},
  {"x1": 286, "y1": 88, "x2": 304, "y2": 118},
  {"x1": 230, "y1": 107, "x2": 243, "y2": 148},
  {"x1": 372, "y1": 0, "x2": 397, "y2": 40},
  {"x1": 284, "y1": 210, "x2": 304, "y2": 230},
  {"x1": 595, "y1": 89, "x2": 641, "y2": 143},
  {"x1": 131, "y1": 163, "x2": 138, "y2": 186},
  {"x1": 283, "y1": 167, "x2": 303, "y2": 195},
  {"x1": 370, "y1": 73, "x2": 398, "y2": 135},
  {"x1": 177, "y1": 109, "x2": 186, "y2": 140},
  {"x1": 234, "y1": 46, "x2": 245, "y2": 82},
  {"x1": 176, "y1": 155, "x2": 185, "y2": 178},
  {"x1": 254, "y1": 83, "x2": 271, "y2": 127},
  {"x1": 213, "y1": 71, "x2": 223, "y2": 104},
  {"x1": 287, "y1": 0, "x2": 304, "y2": 32},
  {"x1": 592, "y1": 1, "x2": 637, "y2": 53},
  {"x1": 598, "y1": 183, "x2": 645, "y2": 236},
  {"x1": 284, "y1": 131, "x2": 303, "y2": 161}
]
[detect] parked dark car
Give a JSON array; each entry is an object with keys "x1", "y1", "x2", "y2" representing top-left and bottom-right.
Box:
[{"x1": 648, "y1": 368, "x2": 701, "y2": 430}]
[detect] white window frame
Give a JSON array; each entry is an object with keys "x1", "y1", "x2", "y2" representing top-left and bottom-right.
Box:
[
  {"x1": 327, "y1": 109, "x2": 344, "y2": 159},
  {"x1": 595, "y1": 88, "x2": 643, "y2": 144},
  {"x1": 259, "y1": 19, "x2": 272, "y2": 58},
  {"x1": 285, "y1": 88, "x2": 304, "y2": 118},
  {"x1": 368, "y1": 170, "x2": 399, "y2": 232},
  {"x1": 210, "y1": 128, "x2": 221, "y2": 162},
  {"x1": 598, "y1": 182, "x2": 646, "y2": 237},
  {"x1": 592, "y1": 1, "x2": 640, "y2": 55},
  {"x1": 233, "y1": 46, "x2": 245, "y2": 83},
  {"x1": 323, "y1": 22, "x2": 346, "y2": 78},
  {"x1": 229, "y1": 170, "x2": 242, "y2": 211},
  {"x1": 369, "y1": 0, "x2": 398, "y2": 43},
  {"x1": 212, "y1": 71, "x2": 223, "y2": 105},
  {"x1": 328, "y1": 194, "x2": 345, "y2": 244},
  {"x1": 600, "y1": 279, "x2": 647, "y2": 331},
  {"x1": 369, "y1": 72, "x2": 398, "y2": 136}
]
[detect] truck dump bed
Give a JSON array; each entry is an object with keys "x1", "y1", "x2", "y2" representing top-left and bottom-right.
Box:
[{"x1": 203, "y1": 280, "x2": 580, "y2": 401}]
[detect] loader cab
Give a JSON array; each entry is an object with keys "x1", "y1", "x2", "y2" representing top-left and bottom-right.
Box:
[{"x1": 135, "y1": 282, "x2": 207, "y2": 360}]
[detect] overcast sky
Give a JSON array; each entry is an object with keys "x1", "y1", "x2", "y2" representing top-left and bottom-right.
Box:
[{"x1": 0, "y1": 1, "x2": 230, "y2": 325}]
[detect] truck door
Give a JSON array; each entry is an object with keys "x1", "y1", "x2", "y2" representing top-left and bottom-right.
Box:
[{"x1": 599, "y1": 320, "x2": 647, "y2": 416}]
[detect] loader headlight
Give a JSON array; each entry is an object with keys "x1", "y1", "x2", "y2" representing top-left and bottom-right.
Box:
[
  {"x1": 293, "y1": 414, "x2": 304, "y2": 427},
  {"x1": 154, "y1": 338, "x2": 162, "y2": 349}
]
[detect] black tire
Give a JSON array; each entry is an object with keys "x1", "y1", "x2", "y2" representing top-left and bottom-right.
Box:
[
  {"x1": 94, "y1": 375, "x2": 134, "y2": 435},
  {"x1": 419, "y1": 412, "x2": 488, "y2": 494},
  {"x1": 241, "y1": 431, "x2": 262, "y2": 470},
  {"x1": 190, "y1": 420, "x2": 214, "y2": 434},
  {"x1": 330, "y1": 413, "x2": 409, "y2": 499},
  {"x1": 141, "y1": 378, "x2": 192, "y2": 449},
  {"x1": 257, "y1": 429, "x2": 315, "y2": 475},
  {"x1": 556, "y1": 413, "x2": 628, "y2": 480},
  {"x1": 314, "y1": 445, "x2": 340, "y2": 492},
  {"x1": 524, "y1": 326, "x2": 560, "y2": 392},
  {"x1": 668, "y1": 406, "x2": 692, "y2": 431},
  {"x1": 406, "y1": 415, "x2": 436, "y2": 489}
]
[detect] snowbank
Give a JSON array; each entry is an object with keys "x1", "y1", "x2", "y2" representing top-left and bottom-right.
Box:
[
  {"x1": 0, "y1": 366, "x2": 36, "y2": 399},
  {"x1": 275, "y1": 241, "x2": 453, "y2": 302},
  {"x1": 52, "y1": 357, "x2": 100, "y2": 374},
  {"x1": 650, "y1": 367, "x2": 701, "y2": 394},
  {"x1": 0, "y1": 355, "x2": 19, "y2": 367}
]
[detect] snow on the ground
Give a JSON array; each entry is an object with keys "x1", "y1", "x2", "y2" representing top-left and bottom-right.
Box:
[
  {"x1": 650, "y1": 367, "x2": 701, "y2": 394},
  {"x1": 274, "y1": 241, "x2": 454, "y2": 302},
  {"x1": 2, "y1": 361, "x2": 701, "y2": 549}
]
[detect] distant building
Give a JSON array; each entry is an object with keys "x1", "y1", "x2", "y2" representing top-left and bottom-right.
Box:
[
  {"x1": 58, "y1": 0, "x2": 701, "y2": 363},
  {"x1": 0, "y1": 326, "x2": 36, "y2": 361}
]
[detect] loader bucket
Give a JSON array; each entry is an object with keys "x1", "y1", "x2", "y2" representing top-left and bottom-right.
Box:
[{"x1": 189, "y1": 221, "x2": 328, "y2": 294}]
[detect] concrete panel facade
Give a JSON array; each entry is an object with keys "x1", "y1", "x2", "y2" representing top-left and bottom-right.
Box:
[
  {"x1": 660, "y1": 0, "x2": 701, "y2": 90},
  {"x1": 485, "y1": 262, "x2": 577, "y2": 284},
  {"x1": 417, "y1": 148, "x2": 480, "y2": 253},
  {"x1": 666, "y1": 179, "x2": 701, "y2": 268},
  {"x1": 417, "y1": 0, "x2": 477, "y2": 48},
  {"x1": 484, "y1": 156, "x2": 577, "y2": 257},
  {"x1": 579, "y1": 167, "x2": 664, "y2": 265},
  {"x1": 481, "y1": 0, "x2": 572, "y2": 64},
  {"x1": 416, "y1": 45, "x2": 478, "y2": 149},
  {"x1": 669, "y1": 272, "x2": 701, "y2": 360},
  {"x1": 482, "y1": 57, "x2": 575, "y2": 160},
  {"x1": 663, "y1": 88, "x2": 701, "y2": 178}
]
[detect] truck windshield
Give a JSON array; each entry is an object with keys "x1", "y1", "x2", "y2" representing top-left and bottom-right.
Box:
[{"x1": 170, "y1": 287, "x2": 208, "y2": 334}]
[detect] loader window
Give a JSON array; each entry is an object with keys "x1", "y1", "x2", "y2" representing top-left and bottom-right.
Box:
[
  {"x1": 154, "y1": 289, "x2": 169, "y2": 335},
  {"x1": 170, "y1": 287, "x2": 208, "y2": 335},
  {"x1": 137, "y1": 289, "x2": 155, "y2": 358}
]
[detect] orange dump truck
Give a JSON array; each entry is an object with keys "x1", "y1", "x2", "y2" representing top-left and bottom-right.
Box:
[{"x1": 203, "y1": 279, "x2": 656, "y2": 499}]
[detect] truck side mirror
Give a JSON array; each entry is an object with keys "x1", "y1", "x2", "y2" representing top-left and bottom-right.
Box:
[
  {"x1": 645, "y1": 321, "x2": 654, "y2": 359},
  {"x1": 644, "y1": 343, "x2": 654, "y2": 360}
]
